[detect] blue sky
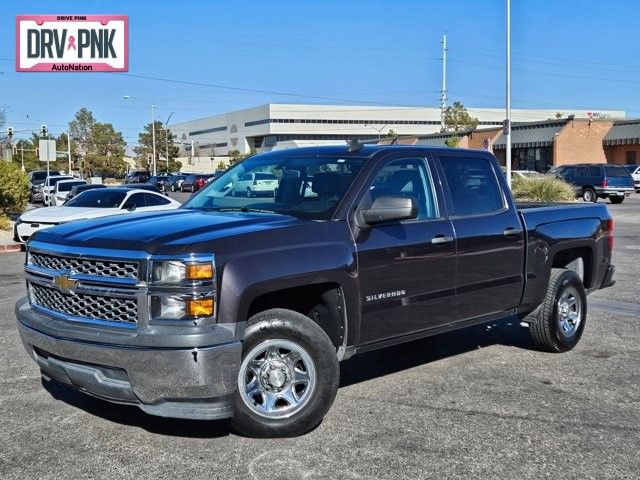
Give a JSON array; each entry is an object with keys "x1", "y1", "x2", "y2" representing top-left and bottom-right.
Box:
[{"x1": 1, "y1": 0, "x2": 639, "y2": 145}]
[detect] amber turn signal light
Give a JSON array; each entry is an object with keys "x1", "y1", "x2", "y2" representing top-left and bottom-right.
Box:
[
  {"x1": 186, "y1": 263, "x2": 213, "y2": 280},
  {"x1": 186, "y1": 298, "x2": 215, "y2": 317}
]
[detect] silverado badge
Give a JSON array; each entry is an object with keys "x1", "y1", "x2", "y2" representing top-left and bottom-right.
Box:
[{"x1": 53, "y1": 274, "x2": 78, "y2": 293}]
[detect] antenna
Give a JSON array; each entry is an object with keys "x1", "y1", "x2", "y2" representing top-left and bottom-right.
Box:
[{"x1": 440, "y1": 33, "x2": 448, "y2": 132}]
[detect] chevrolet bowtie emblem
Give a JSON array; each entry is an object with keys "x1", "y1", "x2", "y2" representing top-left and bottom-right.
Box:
[{"x1": 53, "y1": 274, "x2": 78, "y2": 292}]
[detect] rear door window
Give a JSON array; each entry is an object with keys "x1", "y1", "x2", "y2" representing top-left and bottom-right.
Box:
[
  {"x1": 576, "y1": 167, "x2": 588, "y2": 177},
  {"x1": 440, "y1": 156, "x2": 505, "y2": 216},
  {"x1": 605, "y1": 166, "x2": 631, "y2": 177},
  {"x1": 588, "y1": 166, "x2": 602, "y2": 177},
  {"x1": 145, "y1": 193, "x2": 171, "y2": 206}
]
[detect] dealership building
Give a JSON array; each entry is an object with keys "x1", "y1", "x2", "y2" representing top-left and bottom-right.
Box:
[{"x1": 169, "y1": 103, "x2": 624, "y2": 158}]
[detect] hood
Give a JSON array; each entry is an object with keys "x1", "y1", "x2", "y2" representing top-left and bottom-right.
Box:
[
  {"x1": 32, "y1": 209, "x2": 305, "y2": 254},
  {"x1": 20, "y1": 206, "x2": 123, "y2": 223}
]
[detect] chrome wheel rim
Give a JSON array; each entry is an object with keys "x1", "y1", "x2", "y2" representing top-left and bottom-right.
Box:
[
  {"x1": 584, "y1": 190, "x2": 594, "y2": 202},
  {"x1": 557, "y1": 285, "x2": 582, "y2": 337},
  {"x1": 238, "y1": 339, "x2": 316, "y2": 419}
]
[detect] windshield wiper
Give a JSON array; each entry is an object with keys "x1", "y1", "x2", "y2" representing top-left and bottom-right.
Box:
[{"x1": 198, "y1": 207, "x2": 278, "y2": 214}]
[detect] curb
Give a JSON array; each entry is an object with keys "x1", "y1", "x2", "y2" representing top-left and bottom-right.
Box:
[{"x1": 0, "y1": 243, "x2": 24, "y2": 254}]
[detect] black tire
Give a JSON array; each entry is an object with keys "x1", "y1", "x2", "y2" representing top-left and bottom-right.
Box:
[
  {"x1": 171, "y1": 184, "x2": 175, "y2": 192},
  {"x1": 246, "y1": 188, "x2": 252, "y2": 198},
  {"x1": 582, "y1": 187, "x2": 597, "y2": 202},
  {"x1": 610, "y1": 196, "x2": 624, "y2": 204},
  {"x1": 529, "y1": 268, "x2": 587, "y2": 353},
  {"x1": 231, "y1": 308, "x2": 339, "y2": 438}
]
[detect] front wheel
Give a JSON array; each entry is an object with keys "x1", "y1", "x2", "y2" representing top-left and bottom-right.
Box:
[
  {"x1": 529, "y1": 268, "x2": 587, "y2": 353},
  {"x1": 610, "y1": 196, "x2": 624, "y2": 204},
  {"x1": 231, "y1": 309, "x2": 339, "y2": 438},
  {"x1": 246, "y1": 188, "x2": 253, "y2": 198}
]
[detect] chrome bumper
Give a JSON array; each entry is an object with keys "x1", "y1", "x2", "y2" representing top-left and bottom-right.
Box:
[{"x1": 16, "y1": 298, "x2": 242, "y2": 420}]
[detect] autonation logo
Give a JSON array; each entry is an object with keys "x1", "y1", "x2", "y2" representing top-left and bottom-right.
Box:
[{"x1": 16, "y1": 15, "x2": 128, "y2": 72}]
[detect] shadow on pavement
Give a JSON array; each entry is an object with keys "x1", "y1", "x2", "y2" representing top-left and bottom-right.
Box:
[
  {"x1": 339, "y1": 317, "x2": 534, "y2": 388},
  {"x1": 41, "y1": 317, "x2": 533, "y2": 438}
]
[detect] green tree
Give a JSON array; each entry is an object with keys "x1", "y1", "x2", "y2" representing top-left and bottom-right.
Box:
[
  {"x1": 385, "y1": 129, "x2": 397, "y2": 138},
  {"x1": 228, "y1": 149, "x2": 243, "y2": 165},
  {"x1": 442, "y1": 102, "x2": 479, "y2": 133},
  {"x1": 555, "y1": 112, "x2": 564, "y2": 119},
  {"x1": 134, "y1": 121, "x2": 180, "y2": 172},
  {"x1": 0, "y1": 161, "x2": 29, "y2": 217},
  {"x1": 69, "y1": 108, "x2": 96, "y2": 173},
  {"x1": 444, "y1": 136, "x2": 461, "y2": 148},
  {"x1": 85, "y1": 122, "x2": 127, "y2": 177}
]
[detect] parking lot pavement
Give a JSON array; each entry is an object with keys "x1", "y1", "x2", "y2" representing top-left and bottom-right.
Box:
[{"x1": 1, "y1": 197, "x2": 639, "y2": 480}]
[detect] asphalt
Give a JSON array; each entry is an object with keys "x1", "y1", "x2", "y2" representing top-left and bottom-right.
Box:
[{"x1": 0, "y1": 196, "x2": 639, "y2": 480}]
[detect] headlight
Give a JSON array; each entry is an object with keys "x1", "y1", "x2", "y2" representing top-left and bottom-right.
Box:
[
  {"x1": 151, "y1": 296, "x2": 215, "y2": 319},
  {"x1": 151, "y1": 260, "x2": 214, "y2": 283}
]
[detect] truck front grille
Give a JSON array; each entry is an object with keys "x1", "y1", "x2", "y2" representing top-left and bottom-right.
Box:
[
  {"x1": 30, "y1": 282, "x2": 138, "y2": 325},
  {"x1": 29, "y1": 252, "x2": 139, "y2": 280}
]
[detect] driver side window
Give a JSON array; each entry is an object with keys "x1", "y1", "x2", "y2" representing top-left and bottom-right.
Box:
[{"x1": 362, "y1": 158, "x2": 438, "y2": 220}]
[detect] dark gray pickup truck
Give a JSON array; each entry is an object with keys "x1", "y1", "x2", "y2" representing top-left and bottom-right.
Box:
[{"x1": 16, "y1": 145, "x2": 615, "y2": 437}]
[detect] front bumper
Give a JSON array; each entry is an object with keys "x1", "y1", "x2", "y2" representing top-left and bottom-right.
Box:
[{"x1": 16, "y1": 298, "x2": 242, "y2": 420}]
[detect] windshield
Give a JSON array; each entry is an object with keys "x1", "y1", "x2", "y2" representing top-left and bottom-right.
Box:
[
  {"x1": 605, "y1": 166, "x2": 632, "y2": 177},
  {"x1": 183, "y1": 153, "x2": 365, "y2": 220},
  {"x1": 58, "y1": 181, "x2": 85, "y2": 192},
  {"x1": 64, "y1": 189, "x2": 127, "y2": 208}
]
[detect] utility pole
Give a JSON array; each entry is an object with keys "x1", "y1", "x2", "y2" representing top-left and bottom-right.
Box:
[
  {"x1": 21, "y1": 142, "x2": 24, "y2": 172},
  {"x1": 505, "y1": 0, "x2": 512, "y2": 188},
  {"x1": 440, "y1": 33, "x2": 448, "y2": 132},
  {"x1": 67, "y1": 130, "x2": 72, "y2": 174}
]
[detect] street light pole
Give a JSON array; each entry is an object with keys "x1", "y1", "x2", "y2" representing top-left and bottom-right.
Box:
[
  {"x1": 67, "y1": 129, "x2": 72, "y2": 174},
  {"x1": 151, "y1": 103, "x2": 156, "y2": 176},
  {"x1": 124, "y1": 95, "x2": 157, "y2": 176},
  {"x1": 164, "y1": 112, "x2": 174, "y2": 172},
  {"x1": 505, "y1": 0, "x2": 512, "y2": 188}
]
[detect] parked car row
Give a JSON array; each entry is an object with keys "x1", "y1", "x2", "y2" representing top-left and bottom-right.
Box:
[{"x1": 550, "y1": 163, "x2": 635, "y2": 203}]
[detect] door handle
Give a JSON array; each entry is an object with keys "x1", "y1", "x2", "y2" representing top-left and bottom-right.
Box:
[
  {"x1": 503, "y1": 228, "x2": 522, "y2": 237},
  {"x1": 431, "y1": 235, "x2": 454, "y2": 245}
]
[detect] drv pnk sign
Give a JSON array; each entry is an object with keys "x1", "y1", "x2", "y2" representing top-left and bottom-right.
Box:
[{"x1": 16, "y1": 15, "x2": 128, "y2": 72}]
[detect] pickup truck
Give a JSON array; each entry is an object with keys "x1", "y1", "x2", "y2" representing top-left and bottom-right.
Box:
[{"x1": 16, "y1": 145, "x2": 616, "y2": 438}]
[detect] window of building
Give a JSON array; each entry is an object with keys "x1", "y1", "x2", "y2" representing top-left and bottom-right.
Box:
[
  {"x1": 626, "y1": 151, "x2": 637, "y2": 165},
  {"x1": 440, "y1": 156, "x2": 504, "y2": 216}
]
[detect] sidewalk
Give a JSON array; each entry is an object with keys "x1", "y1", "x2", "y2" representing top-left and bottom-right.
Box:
[{"x1": 0, "y1": 221, "x2": 23, "y2": 253}]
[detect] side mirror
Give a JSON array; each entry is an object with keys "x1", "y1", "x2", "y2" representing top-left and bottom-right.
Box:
[{"x1": 360, "y1": 195, "x2": 418, "y2": 226}]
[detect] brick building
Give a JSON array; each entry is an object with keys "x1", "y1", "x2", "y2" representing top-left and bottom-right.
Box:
[{"x1": 417, "y1": 117, "x2": 639, "y2": 172}]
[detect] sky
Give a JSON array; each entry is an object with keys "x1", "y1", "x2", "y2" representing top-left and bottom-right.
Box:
[{"x1": 1, "y1": 0, "x2": 640, "y2": 146}]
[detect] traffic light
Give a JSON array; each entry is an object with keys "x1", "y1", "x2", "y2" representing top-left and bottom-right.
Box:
[
  {"x1": 12, "y1": 145, "x2": 17, "y2": 155},
  {"x1": 41, "y1": 125, "x2": 48, "y2": 137},
  {"x1": 7, "y1": 127, "x2": 13, "y2": 139}
]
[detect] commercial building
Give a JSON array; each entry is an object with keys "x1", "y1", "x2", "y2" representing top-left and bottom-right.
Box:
[
  {"x1": 169, "y1": 103, "x2": 624, "y2": 158},
  {"x1": 418, "y1": 116, "x2": 639, "y2": 172}
]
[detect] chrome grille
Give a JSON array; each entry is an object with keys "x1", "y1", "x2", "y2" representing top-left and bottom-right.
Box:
[
  {"x1": 30, "y1": 252, "x2": 138, "y2": 280},
  {"x1": 30, "y1": 283, "x2": 138, "y2": 325}
]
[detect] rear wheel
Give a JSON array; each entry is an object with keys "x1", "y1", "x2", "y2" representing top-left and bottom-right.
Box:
[
  {"x1": 246, "y1": 188, "x2": 253, "y2": 198},
  {"x1": 231, "y1": 309, "x2": 339, "y2": 438},
  {"x1": 529, "y1": 268, "x2": 587, "y2": 353},
  {"x1": 610, "y1": 196, "x2": 624, "y2": 204},
  {"x1": 582, "y1": 188, "x2": 597, "y2": 202}
]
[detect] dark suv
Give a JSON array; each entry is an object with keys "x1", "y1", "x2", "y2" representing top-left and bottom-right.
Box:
[
  {"x1": 125, "y1": 170, "x2": 150, "y2": 184},
  {"x1": 551, "y1": 163, "x2": 634, "y2": 203}
]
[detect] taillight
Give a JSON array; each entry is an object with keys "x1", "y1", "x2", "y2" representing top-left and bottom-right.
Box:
[
  {"x1": 605, "y1": 218, "x2": 614, "y2": 251},
  {"x1": 602, "y1": 178, "x2": 608, "y2": 188}
]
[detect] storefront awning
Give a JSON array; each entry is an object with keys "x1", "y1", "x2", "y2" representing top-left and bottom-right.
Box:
[
  {"x1": 493, "y1": 121, "x2": 566, "y2": 149},
  {"x1": 603, "y1": 120, "x2": 640, "y2": 146}
]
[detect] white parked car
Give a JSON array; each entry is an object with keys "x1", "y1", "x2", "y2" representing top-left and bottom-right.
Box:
[
  {"x1": 42, "y1": 175, "x2": 74, "y2": 206},
  {"x1": 52, "y1": 179, "x2": 87, "y2": 206},
  {"x1": 625, "y1": 165, "x2": 640, "y2": 192},
  {"x1": 14, "y1": 188, "x2": 181, "y2": 243},
  {"x1": 232, "y1": 172, "x2": 278, "y2": 197}
]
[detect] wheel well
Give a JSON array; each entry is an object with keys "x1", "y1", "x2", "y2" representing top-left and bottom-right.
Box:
[
  {"x1": 552, "y1": 247, "x2": 593, "y2": 288},
  {"x1": 247, "y1": 283, "x2": 346, "y2": 351}
]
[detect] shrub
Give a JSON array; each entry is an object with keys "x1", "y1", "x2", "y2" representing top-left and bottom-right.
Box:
[
  {"x1": 0, "y1": 214, "x2": 11, "y2": 231},
  {"x1": 511, "y1": 175, "x2": 575, "y2": 203},
  {"x1": 0, "y1": 161, "x2": 29, "y2": 215}
]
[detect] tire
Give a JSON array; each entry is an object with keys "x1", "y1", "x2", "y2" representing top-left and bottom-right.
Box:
[
  {"x1": 171, "y1": 184, "x2": 175, "y2": 192},
  {"x1": 610, "y1": 196, "x2": 624, "y2": 204},
  {"x1": 246, "y1": 188, "x2": 253, "y2": 198},
  {"x1": 582, "y1": 187, "x2": 597, "y2": 202},
  {"x1": 529, "y1": 268, "x2": 587, "y2": 353},
  {"x1": 231, "y1": 308, "x2": 339, "y2": 438}
]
